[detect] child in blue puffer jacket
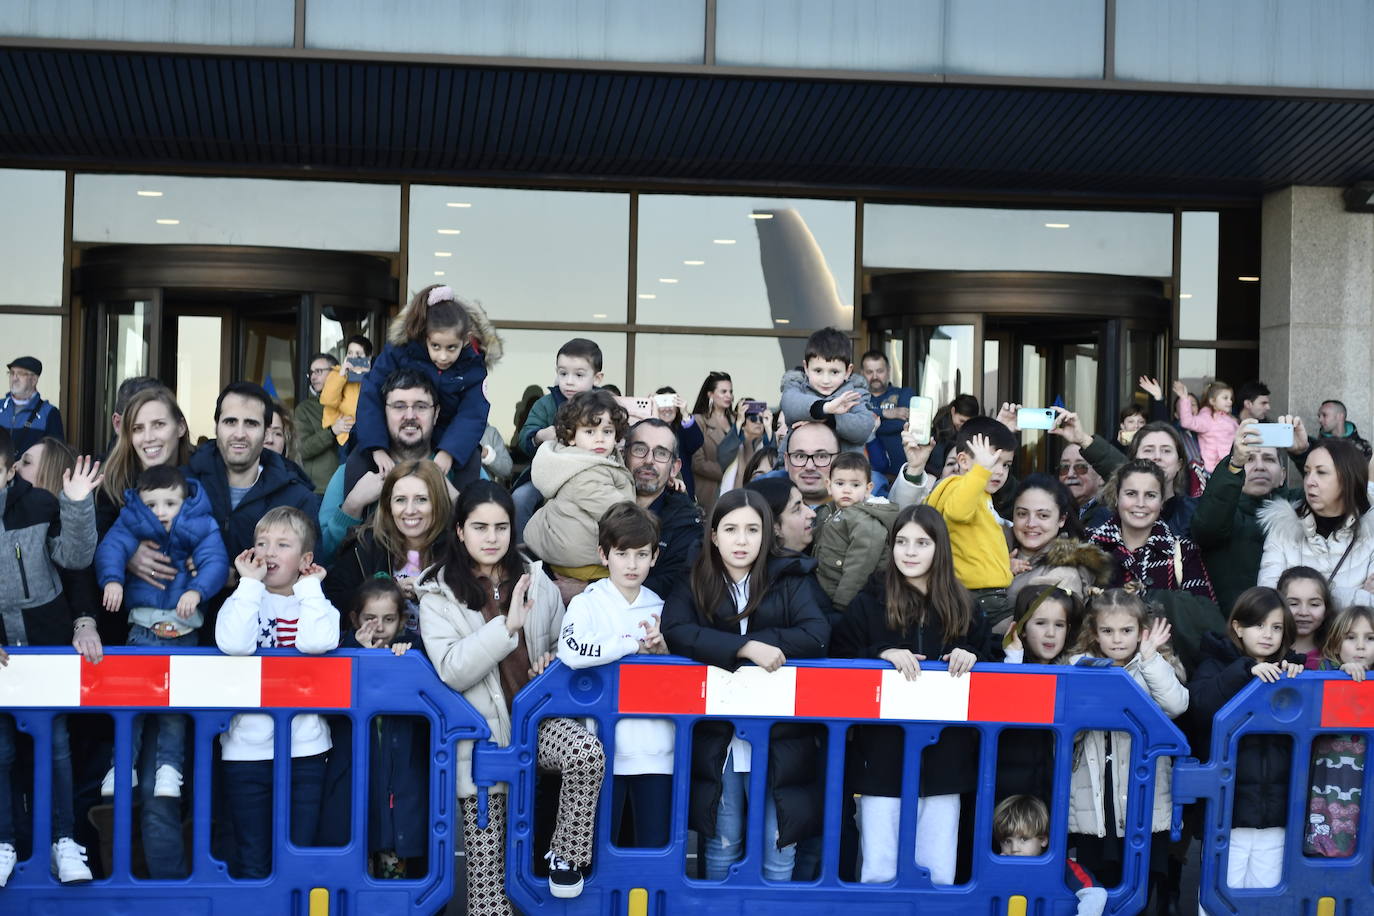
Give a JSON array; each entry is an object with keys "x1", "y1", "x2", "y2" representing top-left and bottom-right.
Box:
[{"x1": 95, "y1": 465, "x2": 229, "y2": 798}]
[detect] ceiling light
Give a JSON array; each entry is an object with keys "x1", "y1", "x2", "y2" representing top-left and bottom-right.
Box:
[
  {"x1": 713, "y1": 239, "x2": 737, "y2": 245},
  {"x1": 637, "y1": 293, "x2": 657, "y2": 300},
  {"x1": 436, "y1": 228, "x2": 461, "y2": 235},
  {"x1": 434, "y1": 270, "x2": 446, "y2": 276},
  {"x1": 1044, "y1": 222, "x2": 1071, "y2": 229},
  {"x1": 434, "y1": 251, "x2": 452, "y2": 257},
  {"x1": 1180, "y1": 293, "x2": 1193, "y2": 299},
  {"x1": 136, "y1": 190, "x2": 163, "y2": 197},
  {"x1": 774, "y1": 318, "x2": 790, "y2": 324},
  {"x1": 683, "y1": 260, "x2": 705, "y2": 266},
  {"x1": 155, "y1": 218, "x2": 180, "y2": 225},
  {"x1": 659, "y1": 278, "x2": 679, "y2": 284},
  {"x1": 446, "y1": 202, "x2": 472, "y2": 208},
  {"x1": 1238, "y1": 276, "x2": 1259, "y2": 282},
  {"x1": 749, "y1": 213, "x2": 774, "y2": 220},
  {"x1": 592, "y1": 313, "x2": 608, "y2": 319}
]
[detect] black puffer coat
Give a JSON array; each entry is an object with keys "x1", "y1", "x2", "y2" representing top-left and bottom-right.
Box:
[
  {"x1": 661, "y1": 554, "x2": 830, "y2": 847},
  {"x1": 833, "y1": 574, "x2": 987, "y2": 798},
  {"x1": 1184, "y1": 630, "x2": 1297, "y2": 829}
]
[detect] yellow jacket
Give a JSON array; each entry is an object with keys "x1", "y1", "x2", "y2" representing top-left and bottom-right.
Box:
[
  {"x1": 320, "y1": 366, "x2": 362, "y2": 445},
  {"x1": 926, "y1": 465, "x2": 1012, "y2": 590}
]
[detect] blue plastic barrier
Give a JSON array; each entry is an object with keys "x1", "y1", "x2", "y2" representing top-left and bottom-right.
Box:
[
  {"x1": 1172, "y1": 672, "x2": 1374, "y2": 916},
  {"x1": 472, "y1": 656, "x2": 1188, "y2": 915},
  {"x1": 0, "y1": 646, "x2": 488, "y2": 915}
]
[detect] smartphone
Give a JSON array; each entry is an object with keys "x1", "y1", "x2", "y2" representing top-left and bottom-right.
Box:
[
  {"x1": 653, "y1": 393, "x2": 676, "y2": 409},
  {"x1": 744, "y1": 399, "x2": 765, "y2": 417},
  {"x1": 632, "y1": 397, "x2": 653, "y2": 417},
  {"x1": 908, "y1": 395, "x2": 935, "y2": 445},
  {"x1": 1017, "y1": 407, "x2": 1057, "y2": 431},
  {"x1": 1253, "y1": 422, "x2": 1295, "y2": 449},
  {"x1": 345, "y1": 356, "x2": 371, "y2": 382}
]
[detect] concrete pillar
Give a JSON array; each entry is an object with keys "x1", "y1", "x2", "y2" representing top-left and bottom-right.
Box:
[{"x1": 1260, "y1": 186, "x2": 1374, "y2": 438}]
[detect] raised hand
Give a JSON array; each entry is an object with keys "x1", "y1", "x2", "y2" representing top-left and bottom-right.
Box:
[
  {"x1": 1138, "y1": 376, "x2": 1163, "y2": 401},
  {"x1": 967, "y1": 433, "x2": 1001, "y2": 471},
  {"x1": 900, "y1": 424, "x2": 935, "y2": 473},
  {"x1": 300, "y1": 562, "x2": 328, "y2": 582},
  {"x1": 824, "y1": 390, "x2": 864, "y2": 415},
  {"x1": 505, "y1": 574, "x2": 533, "y2": 635},
  {"x1": 880, "y1": 647, "x2": 925, "y2": 680},
  {"x1": 356, "y1": 616, "x2": 384, "y2": 648},
  {"x1": 1048, "y1": 407, "x2": 1091, "y2": 447},
  {"x1": 1138, "y1": 618, "x2": 1172, "y2": 662},
  {"x1": 995, "y1": 402, "x2": 1022, "y2": 433},
  {"x1": 61, "y1": 456, "x2": 103, "y2": 502},
  {"x1": 1277, "y1": 414, "x2": 1308, "y2": 455},
  {"x1": 1171, "y1": 380, "x2": 1189, "y2": 401},
  {"x1": 234, "y1": 548, "x2": 266, "y2": 582},
  {"x1": 1231, "y1": 419, "x2": 1260, "y2": 466}
]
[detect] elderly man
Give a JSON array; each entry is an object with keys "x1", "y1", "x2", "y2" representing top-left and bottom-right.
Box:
[
  {"x1": 1, "y1": 355, "x2": 63, "y2": 455},
  {"x1": 1192, "y1": 417, "x2": 1306, "y2": 611},
  {"x1": 1057, "y1": 443, "x2": 1109, "y2": 529},
  {"x1": 623, "y1": 418, "x2": 702, "y2": 596}
]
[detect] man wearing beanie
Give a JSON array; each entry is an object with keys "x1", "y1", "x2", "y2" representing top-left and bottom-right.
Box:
[{"x1": 1, "y1": 356, "x2": 64, "y2": 455}]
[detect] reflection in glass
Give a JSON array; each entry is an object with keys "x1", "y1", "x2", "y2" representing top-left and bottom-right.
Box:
[
  {"x1": 982, "y1": 339, "x2": 1000, "y2": 413},
  {"x1": 0, "y1": 168, "x2": 64, "y2": 307},
  {"x1": 863, "y1": 205, "x2": 1172, "y2": 278},
  {"x1": 486, "y1": 330, "x2": 627, "y2": 442},
  {"x1": 242, "y1": 304, "x2": 300, "y2": 410},
  {"x1": 632, "y1": 334, "x2": 801, "y2": 415},
  {"x1": 636, "y1": 195, "x2": 854, "y2": 330},
  {"x1": 944, "y1": 0, "x2": 1104, "y2": 79},
  {"x1": 321, "y1": 308, "x2": 381, "y2": 364},
  {"x1": 0, "y1": 314, "x2": 64, "y2": 404},
  {"x1": 306, "y1": 0, "x2": 706, "y2": 63},
  {"x1": 1179, "y1": 213, "x2": 1219, "y2": 340},
  {"x1": 916, "y1": 325, "x2": 974, "y2": 409},
  {"x1": 1063, "y1": 342, "x2": 1098, "y2": 438},
  {"x1": 74, "y1": 174, "x2": 400, "y2": 252},
  {"x1": 175, "y1": 316, "x2": 224, "y2": 444},
  {"x1": 408, "y1": 186, "x2": 628, "y2": 323},
  {"x1": 105, "y1": 301, "x2": 152, "y2": 426},
  {"x1": 0, "y1": 0, "x2": 295, "y2": 45},
  {"x1": 1177, "y1": 348, "x2": 1217, "y2": 390},
  {"x1": 1125, "y1": 329, "x2": 1163, "y2": 407}
]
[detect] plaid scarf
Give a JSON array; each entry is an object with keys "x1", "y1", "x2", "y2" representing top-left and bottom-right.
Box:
[{"x1": 1089, "y1": 517, "x2": 1214, "y2": 600}]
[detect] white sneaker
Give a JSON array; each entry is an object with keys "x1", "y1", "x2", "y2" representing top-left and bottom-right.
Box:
[
  {"x1": 153, "y1": 764, "x2": 183, "y2": 798},
  {"x1": 100, "y1": 766, "x2": 137, "y2": 797},
  {"x1": 50, "y1": 837, "x2": 92, "y2": 884},
  {"x1": 0, "y1": 842, "x2": 16, "y2": 887}
]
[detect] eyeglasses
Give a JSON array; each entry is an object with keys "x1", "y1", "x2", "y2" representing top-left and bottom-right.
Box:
[
  {"x1": 309, "y1": 367, "x2": 332, "y2": 376},
  {"x1": 787, "y1": 450, "x2": 837, "y2": 468},
  {"x1": 385, "y1": 400, "x2": 435, "y2": 414},
  {"x1": 1057, "y1": 462, "x2": 1091, "y2": 476},
  {"x1": 627, "y1": 442, "x2": 674, "y2": 463}
]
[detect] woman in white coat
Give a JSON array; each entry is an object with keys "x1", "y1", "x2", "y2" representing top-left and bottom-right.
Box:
[
  {"x1": 418, "y1": 480, "x2": 603, "y2": 912},
  {"x1": 1258, "y1": 437, "x2": 1374, "y2": 609}
]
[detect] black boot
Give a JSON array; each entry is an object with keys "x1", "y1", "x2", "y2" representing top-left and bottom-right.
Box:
[{"x1": 1152, "y1": 859, "x2": 1183, "y2": 916}]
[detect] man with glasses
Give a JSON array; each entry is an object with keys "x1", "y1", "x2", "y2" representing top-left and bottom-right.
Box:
[
  {"x1": 624, "y1": 419, "x2": 702, "y2": 595},
  {"x1": 1, "y1": 356, "x2": 63, "y2": 456},
  {"x1": 316, "y1": 368, "x2": 445, "y2": 562},
  {"x1": 295, "y1": 353, "x2": 342, "y2": 495},
  {"x1": 1057, "y1": 444, "x2": 1109, "y2": 528},
  {"x1": 784, "y1": 422, "x2": 843, "y2": 506}
]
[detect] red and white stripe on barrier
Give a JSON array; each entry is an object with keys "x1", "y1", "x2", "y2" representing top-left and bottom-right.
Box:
[
  {"x1": 0, "y1": 654, "x2": 353, "y2": 709},
  {"x1": 618, "y1": 663, "x2": 1058, "y2": 724},
  {"x1": 1321, "y1": 680, "x2": 1374, "y2": 728}
]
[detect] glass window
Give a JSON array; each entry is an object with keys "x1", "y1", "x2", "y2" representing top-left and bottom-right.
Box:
[
  {"x1": 863, "y1": 204, "x2": 1173, "y2": 277},
  {"x1": 1116, "y1": 0, "x2": 1374, "y2": 90},
  {"x1": 74, "y1": 175, "x2": 401, "y2": 252},
  {"x1": 632, "y1": 333, "x2": 801, "y2": 414},
  {"x1": 175, "y1": 315, "x2": 225, "y2": 443},
  {"x1": 306, "y1": 0, "x2": 706, "y2": 63},
  {"x1": 487, "y1": 329, "x2": 627, "y2": 442},
  {"x1": 917, "y1": 325, "x2": 974, "y2": 409},
  {"x1": 408, "y1": 186, "x2": 628, "y2": 323},
  {"x1": 0, "y1": 0, "x2": 295, "y2": 46},
  {"x1": 636, "y1": 195, "x2": 855, "y2": 330},
  {"x1": 716, "y1": 0, "x2": 1103, "y2": 78},
  {"x1": 1177, "y1": 348, "x2": 1217, "y2": 391},
  {"x1": 0, "y1": 169, "x2": 64, "y2": 307},
  {"x1": 1179, "y1": 212, "x2": 1219, "y2": 340},
  {"x1": 0, "y1": 314, "x2": 63, "y2": 404}
]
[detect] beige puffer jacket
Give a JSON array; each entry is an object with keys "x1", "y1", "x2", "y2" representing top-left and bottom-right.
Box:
[
  {"x1": 416, "y1": 561, "x2": 564, "y2": 798},
  {"x1": 525, "y1": 441, "x2": 635, "y2": 567},
  {"x1": 1067, "y1": 651, "x2": 1189, "y2": 837}
]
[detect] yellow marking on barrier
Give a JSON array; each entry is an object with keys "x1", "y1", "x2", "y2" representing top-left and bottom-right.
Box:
[
  {"x1": 628, "y1": 887, "x2": 648, "y2": 916},
  {"x1": 309, "y1": 887, "x2": 329, "y2": 916},
  {"x1": 1316, "y1": 897, "x2": 1335, "y2": 916},
  {"x1": 1006, "y1": 894, "x2": 1027, "y2": 916}
]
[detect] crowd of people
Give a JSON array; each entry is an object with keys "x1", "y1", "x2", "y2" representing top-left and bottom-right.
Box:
[{"x1": 0, "y1": 285, "x2": 1370, "y2": 915}]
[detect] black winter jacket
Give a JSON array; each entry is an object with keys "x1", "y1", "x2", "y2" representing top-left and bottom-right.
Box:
[
  {"x1": 324, "y1": 529, "x2": 410, "y2": 620},
  {"x1": 644, "y1": 488, "x2": 702, "y2": 599},
  {"x1": 0, "y1": 479, "x2": 96, "y2": 647},
  {"x1": 1184, "y1": 631, "x2": 1298, "y2": 829},
  {"x1": 833, "y1": 574, "x2": 987, "y2": 798},
  {"x1": 662, "y1": 553, "x2": 830, "y2": 847},
  {"x1": 185, "y1": 442, "x2": 321, "y2": 563}
]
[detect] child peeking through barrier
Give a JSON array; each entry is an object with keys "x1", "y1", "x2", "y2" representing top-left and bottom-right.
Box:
[
  {"x1": 994, "y1": 795, "x2": 1106, "y2": 916},
  {"x1": 557, "y1": 502, "x2": 673, "y2": 849},
  {"x1": 215, "y1": 506, "x2": 340, "y2": 880}
]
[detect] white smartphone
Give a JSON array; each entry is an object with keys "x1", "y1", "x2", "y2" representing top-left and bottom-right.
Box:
[
  {"x1": 653, "y1": 393, "x2": 676, "y2": 409},
  {"x1": 908, "y1": 395, "x2": 935, "y2": 446},
  {"x1": 1253, "y1": 422, "x2": 1295, "y2": 448},
  {"x1": 1017, "y1": 407, "x2": 1057, "y2": 431}
]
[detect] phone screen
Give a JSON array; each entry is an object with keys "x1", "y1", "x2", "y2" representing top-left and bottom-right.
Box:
[{"x1": 908, "y1": 396, "x2": 935, "y2": 446}]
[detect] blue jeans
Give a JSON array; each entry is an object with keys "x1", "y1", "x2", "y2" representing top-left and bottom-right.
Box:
[
  {"x1": 612, "y1": 773, "x2": 671, "y2": 848},
  {"x1": 706, "y1": 749, "x2": 794, "y2": 882},
  {"x1": 222, "y1": 754, "x2": 327, "y2": 879},
  {"x1": 127, "y1": 626, "x2": 189, "y2": 775},
  {"x1": 0, "y1": 713, "x2": 75, "y2": 843},
  {"x1": 512, "y1": 481, "x2": 542, "y2": 543}
]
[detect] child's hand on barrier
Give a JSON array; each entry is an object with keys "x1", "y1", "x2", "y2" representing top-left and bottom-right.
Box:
[
  {"x1": 639, "y1": 614, "x2": 669, "y2": 654},
  {"x1": 738, "y1": 640, "x2": 786, "y2": 672},
  {"x1": 1251, "y1": 661, "x2": 1284, "y2": 683},
  {"x1": 175, "y1": 590, "x2": 200, "y2": 620},
  {"x1": 1138, "y1": 618, "x2": 1172, "y2": 662},
  {"x1": 1341, "y1": 662, "x2": 1368, "y2": 682},
  {"x1": 101, "y1": 582, "x2": 124, "y2": 614},
  {"x1": 72, "y1": 617, "x2": 103, "y2": 664},
  {"x1": 880, "y1": 648, "x2": 925, "y2": 680},
  {"x1": 390, "y1": 642, "x2": 412, "y2": 656},
  {"x1": 943, "y1": 648, "x2": 977, "y2": 677},
  {"x1": 527, "y1": 651, "x2": 555, "y2": 678},
  {"x1": 234, "y1": 549, "x2": 266, "y2": 582}
]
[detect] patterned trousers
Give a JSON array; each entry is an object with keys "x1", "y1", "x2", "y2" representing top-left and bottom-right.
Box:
[
  {"x1": 459, "y1": 792, "x2": 514, "y2": 916},
  {"x1": 537, "y1": 716, "x2": 605, "y2": 867}
]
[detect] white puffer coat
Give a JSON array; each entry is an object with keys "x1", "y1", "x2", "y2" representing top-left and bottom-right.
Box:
[
  {"x1": 416, "y1": 561, "x2": 564, "y2": 798},
  {"x1": 1067, "y1": 652, "x2": 1189, "y2": 837},
  {"x1": 525, "y1": 441, "x2": 635, "y2": 567},
  {"x1": 1257, "y1": 499, "x2": 1374, "y2": 609}
]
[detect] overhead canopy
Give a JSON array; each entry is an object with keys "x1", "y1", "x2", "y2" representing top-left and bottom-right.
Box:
[{"x1": 3, "y1": 46, "x2": 1373, "y2": 199}]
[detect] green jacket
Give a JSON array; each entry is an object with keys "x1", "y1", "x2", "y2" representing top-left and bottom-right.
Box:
[
  {"x1": 1190, "y1": 461, "x2": 1301, "y2": 612},
  {"x1": 813, "y1": 498, "x2": 901, "y2": 614},
  {"x1": 294, "y1": 395, "x2": 339, "y2": 495}
]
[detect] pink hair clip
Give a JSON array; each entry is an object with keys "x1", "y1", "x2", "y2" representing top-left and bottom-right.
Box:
[{"x1": 428, "y1": 285, "x2": 454, "y2": 305}]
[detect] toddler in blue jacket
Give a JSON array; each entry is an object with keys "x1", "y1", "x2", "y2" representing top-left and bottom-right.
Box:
[{"x1": 95, "y1": 465, "x2": 229, "y2": 797}]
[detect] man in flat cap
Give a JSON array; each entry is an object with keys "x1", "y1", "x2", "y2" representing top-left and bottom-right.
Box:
[{"x1": 1, "y1": 356, "x2": 64, "y2": 455}]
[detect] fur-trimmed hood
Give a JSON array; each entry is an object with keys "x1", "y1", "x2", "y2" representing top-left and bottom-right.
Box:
[
  {"x1": 1257, "y1": 497, "x2": 1374, "y2": 546},
  {"x1": 389, "y1": 292, "x2": 504, "y2": 367},
  {"x1": 1039, "y1": 537, "x2": 1114, "y2": 585}
]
